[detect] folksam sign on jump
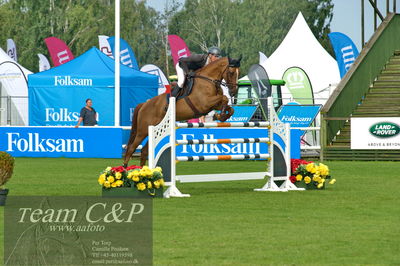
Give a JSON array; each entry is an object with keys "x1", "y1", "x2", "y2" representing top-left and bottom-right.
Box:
[{"x1": 0, "y1": 127, "x2": 122, "y2": 158}]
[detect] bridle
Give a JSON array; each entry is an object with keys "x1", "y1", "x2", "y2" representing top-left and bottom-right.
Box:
[{"x1": 188, "y1": 64, "x2": 239, "y2": 95}]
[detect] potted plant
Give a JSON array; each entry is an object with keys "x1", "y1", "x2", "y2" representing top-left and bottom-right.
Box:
[
  {"x1": 290, "y1": 159, "x2": 336, "y2": 190},
  {"x1": 0, "y1": 151, "x2": 14, "y2": 205},
  {"x1": 99, "y1": 165, "x2": 165, "y2": 198}
]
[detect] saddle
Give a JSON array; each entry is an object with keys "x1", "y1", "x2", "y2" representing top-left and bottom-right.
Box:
[{"x1": 170, "y1": 75, "x2": 195, "y2": 101}]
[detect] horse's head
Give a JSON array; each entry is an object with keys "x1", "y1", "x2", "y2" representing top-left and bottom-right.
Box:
[{"x1": 223, "y1": 56, "x2": 242, "y2": 97}]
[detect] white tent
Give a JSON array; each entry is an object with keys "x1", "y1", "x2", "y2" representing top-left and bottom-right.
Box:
[
  {"x1": 241, "y1": 12, "x2": 340, "y2": 105},
  {"x1": 0, "y1": 47, "x2": 32, "y2": 125}
]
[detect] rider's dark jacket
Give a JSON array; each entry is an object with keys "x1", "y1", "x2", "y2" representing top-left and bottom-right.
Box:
[{"x1": 179, "y1": 54, "x2": 209, "y2": 73}]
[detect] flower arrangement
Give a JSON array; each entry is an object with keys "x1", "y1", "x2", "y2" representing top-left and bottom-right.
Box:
[
  {"x1": 290, "y1": 159, "x2": 336, "y2": 189},
  {"x1": 98, "y1": 165, "x2": 165, "y2": 196}
]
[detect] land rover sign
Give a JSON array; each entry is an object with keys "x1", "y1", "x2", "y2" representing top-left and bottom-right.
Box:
[
  {"x1": 369, "y1": 122, "x2": 400, "y2": 138},
  {"x1": 351, "y1": 118, "x2": 400, "y2": 149}
]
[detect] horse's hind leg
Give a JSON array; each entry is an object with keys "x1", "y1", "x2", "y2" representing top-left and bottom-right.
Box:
[
  {"x1": 139, "y1": 142, "x2": 149, "y2": 167},
  {"x1": 123, "y1": 134, "x2": 147, "y2": 167}
]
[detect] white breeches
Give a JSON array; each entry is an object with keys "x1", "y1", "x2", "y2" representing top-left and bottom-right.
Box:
[{"x1": 176, "y1": 63, "x2": 185, "y2": 88}]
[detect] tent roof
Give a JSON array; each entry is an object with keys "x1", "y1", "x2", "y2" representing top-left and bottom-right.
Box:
[
  {"x1": 240, "y1": 12, "x2": 340, "y2": 104},
  {"x1": 28, "y1": 47, "x2": 158, "y2": 88},
  {"x1": 0, "y1": 47, "x2": 32, "y2": 77}
]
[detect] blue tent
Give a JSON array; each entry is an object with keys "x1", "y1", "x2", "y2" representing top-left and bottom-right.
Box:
[{"x1": 28, "y1": 47, "x2": 158, "y2": 126}]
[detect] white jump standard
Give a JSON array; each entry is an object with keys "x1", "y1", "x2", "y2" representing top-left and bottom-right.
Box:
[{"x1": 148, "y1": 97, "x2": 303, "y2": 198}]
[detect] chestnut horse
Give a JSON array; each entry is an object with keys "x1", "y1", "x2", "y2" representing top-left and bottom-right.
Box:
[{"x1": 123, "y1": 56, "x2": 241, "y2": 167}]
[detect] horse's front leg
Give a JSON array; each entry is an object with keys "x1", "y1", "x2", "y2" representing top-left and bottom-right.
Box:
[{"x1": 213, "y1": 96, "x2": 234, "y2": 122}]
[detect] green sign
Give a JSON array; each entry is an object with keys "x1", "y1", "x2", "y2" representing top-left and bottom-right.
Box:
[
  {"x1": 369, "y1": 122, "x2": 400, "y2": 138},
  {"x1": 282, "y1": 67, "x2": 314, "y2": 104}
]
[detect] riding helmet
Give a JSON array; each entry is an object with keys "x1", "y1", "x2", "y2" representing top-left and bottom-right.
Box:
[{"x1": 207, "y1": 46, "x2": 221, "y2": 57}]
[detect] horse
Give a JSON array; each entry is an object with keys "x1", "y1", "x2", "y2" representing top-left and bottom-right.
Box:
[{"x1": 123, "y1": 56, "x2": 241, "y2": 168}]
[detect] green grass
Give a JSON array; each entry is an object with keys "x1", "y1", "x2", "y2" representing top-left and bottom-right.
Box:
[{"x1": 1, "y1": 158, "x2": 400, "y2": 265}]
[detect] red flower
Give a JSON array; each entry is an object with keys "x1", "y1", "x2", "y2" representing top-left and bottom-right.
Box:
[
  {"x1": 290, "y1": 159, "x2": 314, "y2": 175},
  {"x1": 126, "y1": 165, "x2": 142, "y2": 171},
  {"x1": 111, "y1": 166, "x2": 125, "y2": 173},
  {"x1": 289, "y1": 175, "x2": 297, "y2": 184}
]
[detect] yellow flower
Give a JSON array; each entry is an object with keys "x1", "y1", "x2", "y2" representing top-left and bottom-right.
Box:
[
  {"x1": 304, "y1": 176, "x2": 311, "y2": 184},
  {"x1": 116, "y1": 180, "x2": 124, "y2": 187},
  {"x1": 132, "y1": 176, "x2": 140, "y2": 182},
  {"x1": 115, "y1": 172, "x2": 122, "y2": 180},
  {"x1": 111, "y1": 182, "x2": 118, "y2": 188},
  {"x1": 153, "y1": 180, "x2": 160, "y2": 189},
  {"x1": 137, "y1": 182, "x2": 146, "y2": 191},
  {"x1": 133, "y1": 170, "x2": 140, "y2": 177},
  {"x1": 306, "y1": 163, "x2": 316, "y2": 173},
  {"x1": 317, "y1": 183, "x2": 324, "y2": 189},
  {"x1": 159, "y1": 178, "x2": 165, "y2": 187},
  {"x1": 296, "y1": 174, "x2": 303, "y2": 181},
  {"x1": 142, "y1": 166, "x2": 149, "y2": 171},
  {"x1": 154, "y1": 167, "x2": 162, "y2": 173},
  {"x1": 329, "y1": 179, "x2": 336, "y2": 185},
  {"x1": 107, "y1": 176, "x2": 115, "y2": 183},
  {"x1": 98, "y1": 175, "x2": 106, "y2": 185},
  {"x1": 313, "y1": 175, "x2": 321, "y2": 183},
  {"x1": 104, "y1": 181, "x2": 111, "y2": 188},
  {"x1": 320, "y1": 178, "x2": 325, "y2": 184},
  {"x1": 127, "y1": 172, "x2": 134, "y2": 179},
  {"x1": 105, "y1": 166, "x2": 112, "y2": 172},
  {"x1": 147, "y1": 181, "x2": 152, "y2": 189}
]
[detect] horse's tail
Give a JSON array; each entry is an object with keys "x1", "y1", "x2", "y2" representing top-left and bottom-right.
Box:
[{"x1": 127, "y1": 103, "x2": 144, "y2": 147}]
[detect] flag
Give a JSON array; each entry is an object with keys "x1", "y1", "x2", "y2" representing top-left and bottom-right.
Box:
[
  {"x1": 107, "y1": 37, "x2": 139, "y2": 70},
  {"x1": 140, "y1": 64, "x2": 170, "y2": 95},
  {"x1": 282, "y1": 67, "x2": 314, "y2": 104},
  {"x1": 168, "y1": 35, "x2": 191, "y2": 66},
  {"x1": 98, "y1": 35, "x2": 113, "y2": 58},
  {"x1": 6, "y1": 39, "x2": 17, "y2": 62},
  {"x1": 259, "y1": 51, "x2": 268, "y2": 65},
  {"x1": 247, "y1": 64, "x2": 271, "y2": 120},
  {"x1": 37, "y1": 54, "x2": 51, "y2": 72},
  {"x1": 328, "y1": 32, "x2": 359, "y2": 78},
  {"x1": 44, "y1": 37, "x2": 74, "y2": 66}
]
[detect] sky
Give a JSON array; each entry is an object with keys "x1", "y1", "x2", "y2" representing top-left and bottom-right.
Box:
[{"x1": 146, "y1": 0, "x2": 400, "y2": 52}]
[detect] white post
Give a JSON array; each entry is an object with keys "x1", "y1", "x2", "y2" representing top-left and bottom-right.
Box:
[
  {"x1": 170, "y1": 97, "x2": 177, "y2": 188},
  {"x1": 114, "y1": 0, "x2": 120, "y2": 126},
  {"x1": 148, "y1": 126, "x2": 155, "y2": 168}
]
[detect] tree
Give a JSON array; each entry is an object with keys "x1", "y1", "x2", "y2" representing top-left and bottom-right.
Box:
[
  {"x1": 0, "y1": 0, "x2": 165, "y2": 72},
  {"x1": 168, "y1": 0, "x2": 334, "y2": 74}
]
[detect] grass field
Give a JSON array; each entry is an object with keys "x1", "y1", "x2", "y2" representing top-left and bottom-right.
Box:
[{"x1": 1, "y1": 158, "x2": 399, "y2": 265}]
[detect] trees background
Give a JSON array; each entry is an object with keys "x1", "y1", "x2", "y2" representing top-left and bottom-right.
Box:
[{"x1": 0, "y1": 0, "x2": 334, "y2": 75}]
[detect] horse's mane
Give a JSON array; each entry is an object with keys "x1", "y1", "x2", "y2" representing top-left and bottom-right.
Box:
[{"x1": 196, "y1": 57, "x2": 229, "y2": 76}]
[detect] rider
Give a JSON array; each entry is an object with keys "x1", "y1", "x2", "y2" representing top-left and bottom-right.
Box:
[{"x1": 175, "y1": 46, "x2": 222, "y2": 92}]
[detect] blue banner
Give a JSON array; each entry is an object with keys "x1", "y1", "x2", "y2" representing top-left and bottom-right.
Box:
[
  {"x1": 29, "y1": 87, "x2": 115, "y2": 126},
  {"x1": 225, "y1": 106, "x2": 257, "y2": 122},
  {"x1": 174, "y1": 128, "x2": 300, "y2": 159},
  {"x1": 278, "y1": 104, "x2": 321, "y2": 128},
  {"x1": 0, "y1": 127, "x2": 122, "y2": 158},
  {"x1": 108, "y1": 37, "x2": 139, "y2": 70},
  {"x1": 328, "y1": 32, "x2": 359, "y2": 78}
]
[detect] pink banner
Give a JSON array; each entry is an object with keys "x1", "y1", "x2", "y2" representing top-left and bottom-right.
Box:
[
  {"x1": 44, "y1": 37, "x2": 74, "y2": 67},
  {"x1": 168, "y1": 35, "x2": 191, "y2": 66}
]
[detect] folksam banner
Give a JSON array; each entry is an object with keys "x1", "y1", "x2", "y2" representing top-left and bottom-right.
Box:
[
  {"x1": 168, "y1": 35, "x2": 191, "y2": 66},
  {"x1": 278, "y1": 104, "x2": 321, "y2": 128},
  {"x1": 282, "y1": 67, "x2": 314, "y2": 104},
  {"x1": 0, "y1": 127, "x2": 122, "y2": 158},
  {"x1": 328, "y1": 32, "x2": 359, "y2": 78},
  {"x1": 175, "y1": 128, "x2": 301, "y2": 159},
  {"x1": 107, "y1": 37, "x2": 139, "y2": 70},
  {"x1": 44, "y1": 37, "x2": 74, "y2": 66},
  {"x1": 225, "y1": 106, "x2": 257, "y2": 122}
]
